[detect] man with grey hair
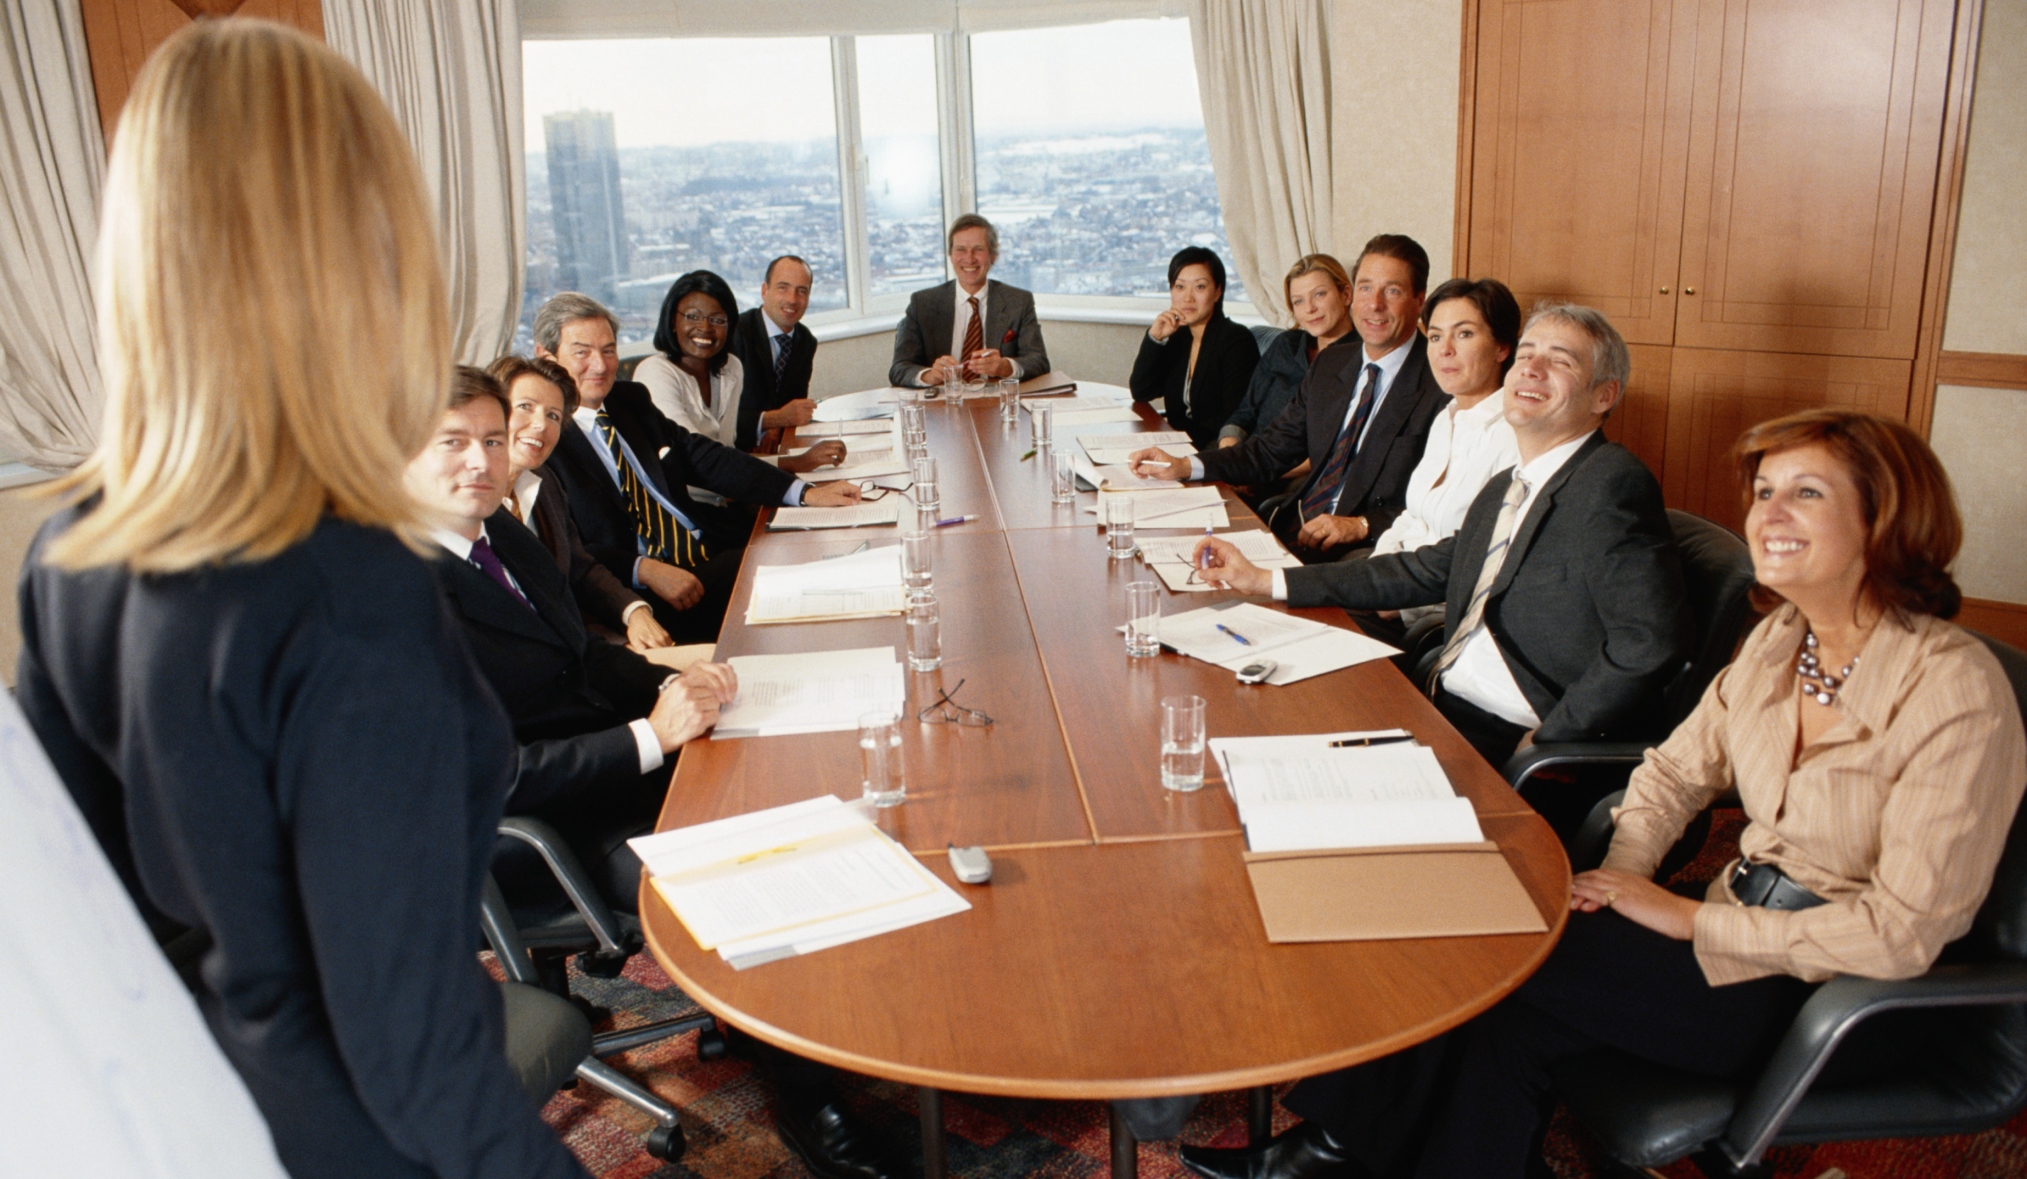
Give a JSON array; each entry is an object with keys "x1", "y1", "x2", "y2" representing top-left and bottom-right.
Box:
[
  {"x1": 889, "y1": 213, "x2": 1051, "y2": 388},
  {"x1": 1190, "y1": 301, "x2": 1687, "y2": 772}
]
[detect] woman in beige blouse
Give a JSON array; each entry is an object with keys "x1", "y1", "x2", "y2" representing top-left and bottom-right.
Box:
[{"x1": 1180, "y1": 409, "x2": 2027, "y2": 1179}]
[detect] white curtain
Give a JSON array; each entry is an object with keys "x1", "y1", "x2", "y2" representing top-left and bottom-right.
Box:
[
  {"x1": 0, "y1": 0, "x2": 103, "y2": 472},
  {"x1": 1188, "y1": 0, "x2": 1335, "y2": 325},
  {"x1": 326, "y1": 0, "x2": 526, "y2": 364}
]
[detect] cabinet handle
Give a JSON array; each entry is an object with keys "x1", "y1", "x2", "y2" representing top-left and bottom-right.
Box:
[
  {"x1": 1659, "y1": 285, "x2": 1670, "y2": 294},
  {"x1": 1685, "y1": 286, "x2": 1696, "y2": 295}
]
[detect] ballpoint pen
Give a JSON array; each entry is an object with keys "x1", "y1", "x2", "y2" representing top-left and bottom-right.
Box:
[
  {"x1": 1328, "y1": 734, "x2": 1417, "y2": 748},
  {"x1": 934, "y1": 515, "x2": 978, "y2": 527},
  {"x1": 1198, "y1": 524, "x2": 1215, "y2": 569},
  {"x1": 1214, "y1": 623, "x2": 1251, "y2": 645}
]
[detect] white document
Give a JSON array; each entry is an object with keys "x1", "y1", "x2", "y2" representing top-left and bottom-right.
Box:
[
  {"x1": 768, "y1": 501, "x2": 903, "y2": 531},
  {"x1": 722, "y1": 888, "x2": 972, "y2": 970},
  {"x1": 823, "y1": 456, "x2": 912, "y2": 483},
  {"x1": 747, "y1": 546, "x2": 907, "y2": 624},
  {"x1": 812, "y1": 387, "x2": 905, "y2": 421},
  {"x1": 796, "y1": 417, "x2": 895, "y2": 437},
  {"x1": 1080, "y1": 431, "x2": 1192, "y2": 462},
  {"x1": 1241, "y1": 798, "x2": 1485, "y2": 852},
  {"x1": 1159, "y1": 602, "x2": 1330, "y2": 660},
  {"x1": 1072, "y1": 452, "x2": 1183, "y2": 492},
  {"x1": 1139, "y1": 530, "x2": 1294, "y2": 566},
  {"x1": 1082, "y1": 485, "x2": 1223, "y2": 517},
  {"x1": 1052, "y1": 406, "x2": 1144, "y2": 426},
  {"x1": 1206, "y1": 626, "x2": 1399, "y2": 683},
  {"x1": 713, "y1": 647, "x2": 906, "y2": 737},
  {"x1": 1208, "y1": 734, "x2": 1485, "y2": 852}
]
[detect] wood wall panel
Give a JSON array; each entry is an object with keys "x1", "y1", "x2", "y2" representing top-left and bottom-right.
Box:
[
  {"x1": 1603, "y1": 342, "x2": 1673, "y2": 479},
  {"x1": 79, "y1": 0, "x2": 323, "y2": 147},
  {"x1": 1662, "y1": 348, "x2": 1912, "y2": 528},
  {"x1": 1673, "y1": 0, "x2": 1954, "y2": 359},
  {"x1": 1465, "y1": 0, "x2": 1696, "y2": 345},
  {"x1": 1958, "y1": 598, "x2": 2027, "y2": 654},
  {"x1": 1936, "y1": 350, "x2": 2027, "y2": 390}
]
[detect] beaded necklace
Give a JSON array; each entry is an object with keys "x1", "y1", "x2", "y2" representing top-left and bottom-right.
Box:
[{"x1": 1796, "y1": 629, "x2": 1857, "y2": 707}]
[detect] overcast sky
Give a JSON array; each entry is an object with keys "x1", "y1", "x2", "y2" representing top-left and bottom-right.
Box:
[{"x1": 522, "y1": 18, "x2": 1204, "y2": 151}]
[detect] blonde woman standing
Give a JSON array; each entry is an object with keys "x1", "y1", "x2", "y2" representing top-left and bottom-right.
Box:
[{"x1": 14, "y1": 22, "x2": 585, "y2": 1179}]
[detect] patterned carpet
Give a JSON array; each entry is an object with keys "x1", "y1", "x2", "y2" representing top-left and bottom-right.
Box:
[{"x1": 538, "y1": 810, "x2": 2027, "y2": 1179}]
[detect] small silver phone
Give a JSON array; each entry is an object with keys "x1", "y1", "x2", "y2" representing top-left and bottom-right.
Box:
[
  {"x1": 1235, "y1": 659, "x2": 1278, "y2": 684},
  {"x1": 947, "y1": 844, "x2": 993, "y2": 884}
]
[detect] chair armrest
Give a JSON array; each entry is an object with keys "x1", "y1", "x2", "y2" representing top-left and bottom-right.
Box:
[
  {"x1": 497, "y1": 815, "x2": 631, "y2": 956},
  {"x1": 1720, "y1": 962, "x2": 2027, "y2": 1167},
  {"x1": 1502, "y1": 742, "x2": 1654, "y2": 789}
]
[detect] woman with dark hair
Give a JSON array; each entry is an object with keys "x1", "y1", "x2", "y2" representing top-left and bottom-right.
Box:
[
  {"x1": 1181, "y1": 409, "x2": 2027, "y2": 1179},
  {"x1": 638, "y1": 271, "x2": 842, "y2": 492},
  {"x1": 1130, "y1": 246, "x2": 1260, "y2": 451}
]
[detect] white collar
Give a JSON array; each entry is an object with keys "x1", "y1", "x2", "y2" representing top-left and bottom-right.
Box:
[
  {"x1": 761, "y1": 308, "x2": 794, "y2": 339},
  {"x1": 571, "y1": 405, "x2": 600, "y2": 430},
  {"x1": 955, "y1": 281, "x2": 990, "y2": 308},
  {"x1": 1454, "y1": 390, "x2": 1508, "y2": 427},
  {"x1": 1357, "y1": 336, "x2": 1416, "y2": 385},
  {"x1": 1515, "y1": 430, "x2": 1596, "y2": 491},
  {"x1": 431, "y1": 520, "x2": 490, "y2": 561}
]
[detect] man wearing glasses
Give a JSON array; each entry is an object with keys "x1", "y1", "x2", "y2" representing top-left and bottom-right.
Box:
[{"x1": 889, "y1": 214, "x2": 1052, "y2": 389}]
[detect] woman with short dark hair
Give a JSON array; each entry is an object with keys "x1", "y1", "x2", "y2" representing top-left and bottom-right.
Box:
[{"x1": 1130, "y1": 246, "x2": 1261, "y2": 451}]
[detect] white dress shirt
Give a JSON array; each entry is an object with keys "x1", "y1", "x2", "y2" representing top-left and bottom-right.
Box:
[
  {"x1": 506, "y1": 468, "x2": 648, "y2": 626},
  {"x1": 633, "y1": 353, "x2": 747, "y2": 505},
  {"x1": 762, "y1": 308, "x2": 797, "y2": 373},
  {"x1": 1185, "y1": 339, "x2": 1413, "y2": 497},
  {"x1": 1370, "y1": 392, "x2": 1522, "y2": 557},
  {"x1": 434, "y1": 522, "x2": 663, "y2": 774},
  {"x1": 920, "y1": 282, "x2": 1023, "y2": 384}
]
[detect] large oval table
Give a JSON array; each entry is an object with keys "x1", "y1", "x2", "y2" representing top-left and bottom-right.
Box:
[{"x1": 640, "y1": 379, "x2": 1570, "y2": 1178}]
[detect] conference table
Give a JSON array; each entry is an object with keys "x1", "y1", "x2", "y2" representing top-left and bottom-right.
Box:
[{"x1": 639, "y1": 375, "x2": 1572, "y2": 1179}]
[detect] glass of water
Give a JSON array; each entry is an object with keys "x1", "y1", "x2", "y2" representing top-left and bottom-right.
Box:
[
  {"x1": 1051, "y1": 448, "x2": 1077, "y2": 504},
  {"x1": 1125, "y1": 580, "x2": 1162, "y2": 658},
  {"x1": 906, "y1": 590, "x2": 942, "y2": 672},
  {"x1": 1160, "y1": 694, "x2": 1206, "y2": 793},
  {"x1": 859, "y1": 711, "x2": 906, "y2": 807},
  {"x1": 902, "y1": 530, "x2": 933, "y2": 591},
  {"x1": 998, "y1": 377, "x2": 1020, "y2": 423},
  {"x1": 1031, "y1": 403, "x2": 1053, "y2": 450},
  {"x1": 1105, "y1": 494, "x2": 1136, "y2": 559},
  {"x1": 912, "y1": 455, "x2": 940, "y2": 516},
  {"x1": 942, "y1": 370, "x2": 962, "y2": 403}
]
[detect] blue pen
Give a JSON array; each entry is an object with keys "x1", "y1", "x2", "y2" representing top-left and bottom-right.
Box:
[
  {"x1": 1215, "y1": 623, "x2": 1252, "y2": 646},
  {"x1": 1198, "y1": 524, "x2": 1215, "y2": 569}
]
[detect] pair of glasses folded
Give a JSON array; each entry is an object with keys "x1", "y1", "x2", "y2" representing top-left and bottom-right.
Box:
[{"x1": 917, "y1": 678, "x2": 993, "y2": 726}]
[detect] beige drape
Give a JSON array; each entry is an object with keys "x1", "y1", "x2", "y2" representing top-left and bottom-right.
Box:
[
  {"x1": 326, "y1": 0, "x2": 527, "y2": 364},
  {"x1": 1188, "y1": 0, "x2": 1335, "y2": 325},
  {"x1": 0, "y1": 0, "x2": 103, "y2": 471}
]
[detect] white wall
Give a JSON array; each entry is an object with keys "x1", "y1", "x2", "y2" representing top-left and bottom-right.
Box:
[{"x1": 1329, "y1": 0, "x2": 1465, "y2": 277}]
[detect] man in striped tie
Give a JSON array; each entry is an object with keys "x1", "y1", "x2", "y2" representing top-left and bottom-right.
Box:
[
  {"x1": 888, "y1": 213, "x2": 1051, "y2": 390},
  {"x1": 1193, "y1": 302, "x2": 1688, "y2": 770}
]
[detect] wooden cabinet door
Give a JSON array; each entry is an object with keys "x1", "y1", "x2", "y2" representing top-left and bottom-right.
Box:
[
  {"x1": 1673, "y1": 0, "x2": 1956, "y2": 359},
  {"x1": 1662, "y1": 348, "x2": 1912, "y2": 528},
  {"x1": 1604, "y1": 343, "x2": 1675, "y2": 481},
  {"x1": 1464, "y1": 0, "x2": 1697, "y2": 346}
]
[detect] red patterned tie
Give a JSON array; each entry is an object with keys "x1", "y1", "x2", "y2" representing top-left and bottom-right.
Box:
[
  {"x1": 1300, "y1": 363, "x2": 1381, "y2": 521},
  {"x1": 961, "y1": 296, "x2": 984, "y2": 367}
]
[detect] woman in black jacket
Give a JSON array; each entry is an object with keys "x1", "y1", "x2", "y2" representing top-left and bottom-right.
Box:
[{"x1": 1130, "y1": 246, "x2": 1260, "y2": 451}]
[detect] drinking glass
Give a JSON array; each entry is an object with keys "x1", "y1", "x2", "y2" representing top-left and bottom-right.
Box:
[
  {"x1": 901, "y1": 501, "x2": 932, "y2": 538},
  {"x1": 902, "y1": 530, "x2": 933, "y2": 592},
  {"x1": 898, "y1": 402, "x2": 927, "y2": 435},
  {"x1": 1051, "y1": 448, "x2": 1077, "y2": 504},
  {"x1": 906, "y1": 591, "x2": 943, "y2": 672},
  {"x1": 1125, "y1": 580, "x2": 1162, "y2": 658},
  {"x1": 859, "y1": 711, "x2": 907, "y2": 807},
  {"x1": 912, "y1": 456, "x2": 940, "y2": 516},
  {"x1": 1105, "y1": 494, "x2": 1137, "y2": 559},
  {"x1": 998, "y1": 377, "x2": 1020, "y2": 423},
  {"x1": 942, "y1": 370, "x2": 962, "y2": 403},
  {"x1": 1160, "y1": 694, "x2": 1207, "y2": 792},
  {"x1": 1031, "y1": 403, "x2": 1053, "y2": 449}
]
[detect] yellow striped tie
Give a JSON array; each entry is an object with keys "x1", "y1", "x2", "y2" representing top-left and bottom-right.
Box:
[{"x1": 596, "y1": 410, "x2": 707, "y2": 569}]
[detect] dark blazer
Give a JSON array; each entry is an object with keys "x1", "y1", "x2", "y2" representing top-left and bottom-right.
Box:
[
  {"x1": 545, "y1": 379, "x2": 796, "y2": 583},
  {"x1": 1221, "y1": 328, "x2": 1338, "y2": 442},
  {"x1": 433, "y1": 509, "x2": 666, "y2": 811},
  {"x1": 729, "y1": 307, "x2": 817, "y2": 450},
  {"x1": 14, "y1": 508, "x2": 584, "y2": 1179},
  {"x1": 1129, "y1": 312, "x2": 1262, "y2": 451},
  {"x1": 1285, "y1": 432, "x2": 1690, "y2": 743},
  {"x1": 889, "y1": 278, "x2": 1051, "y2": 387},
  {"x1": 1199, "y1": 333, "x2": 1448, "y2": 538},
  {"x1": 522, "y1": 467, "x2": 645, "y2": 631}
]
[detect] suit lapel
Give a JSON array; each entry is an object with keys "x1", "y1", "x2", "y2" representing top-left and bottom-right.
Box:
[
  {"x1": 486, "y1": 508, "x2": 588, "y2": 646},
  {"x1": 1305, "y1": 355, "x2": 1360, "y2": 476},
  {"x1": 607, "y1": 387, "x2": 676, "y2": 500},
  {"x1": 924, "y1": 281, "x2": 957, "y2": 358},
  {"x1": 1490, "y1": 431, "x2": 1606, "y2": 596},
  {"x1": 1337, "y1": 337, "x2": 1437, "y2": 510},
  {"x1": 983, "y1": 281, "x2": 1013, "y2": 353},
  {"x1": 436, "y1": 547, "x2": 565, "y2": 648},
  {"x1": 554, "y1": 421, "x2": 627, "y2": 517}
]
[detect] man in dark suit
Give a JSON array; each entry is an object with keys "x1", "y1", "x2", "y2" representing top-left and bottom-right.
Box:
[
  {"x1": 531, "y1": 293, "x2": 861, "y2": 644},
  {"x1": 1194, "y1": 302, "x2": 1689, "y2": 770},
  {"x1": 729, "y1": 254, "x2": 820, "y2": 450},
  {"x1": 889, "y1": 213, "x2": 1051, "y2": 388},
  {"x1": 1130, "y1": 234, "x2": 1448, "y2": 562}
]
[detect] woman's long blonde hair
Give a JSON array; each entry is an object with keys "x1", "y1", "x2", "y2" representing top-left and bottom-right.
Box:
[{"x1": 48, "y1": 19, "x2": 448, "y2": 571}]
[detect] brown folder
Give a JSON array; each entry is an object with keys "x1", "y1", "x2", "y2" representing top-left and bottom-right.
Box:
[{"x1": 1243, "y1": 841, "x2": 1550, "y2": 943}]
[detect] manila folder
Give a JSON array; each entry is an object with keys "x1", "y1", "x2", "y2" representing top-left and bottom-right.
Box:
[{"x1": 1242, "y1": 842, "x2": 1549, "y2": 943}]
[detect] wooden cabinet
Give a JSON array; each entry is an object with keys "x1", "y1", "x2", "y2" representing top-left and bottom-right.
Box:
[{"x1": 80, "y1": 0, "x2": 325, "y2": 145}]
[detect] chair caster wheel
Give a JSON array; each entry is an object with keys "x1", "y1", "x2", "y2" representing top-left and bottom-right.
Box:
[
  {"x1": 697, "y1": 1027, "x2": 728, "y2": 1060},
  {"x1": 645, "y1": 1122, "x2": 685, "y2": 1160},
  {"x1": 577, "y1": 949, "x2": 629, "y2": 978}
]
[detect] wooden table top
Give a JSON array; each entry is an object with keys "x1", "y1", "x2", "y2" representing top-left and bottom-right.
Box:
[{"x1": 641, "y1": 391, "x2": 1570, "y2": 1098}]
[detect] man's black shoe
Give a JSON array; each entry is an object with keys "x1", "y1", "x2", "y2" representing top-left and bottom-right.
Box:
[
  {"x1": 1178, "y1": 1122, "x2": 1371, "y2": 1179},
  {"x1": 774, "y1": 1100, "x2": 909, "y2": 1179}
]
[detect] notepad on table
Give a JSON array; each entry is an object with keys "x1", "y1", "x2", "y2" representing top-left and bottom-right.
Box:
[
  {"x1": 794, "y1": 417, "x2": 895, "y2": 437},
  {"x1": 1080, "y1": 431, "x2": 1197, "y2": 465},
  {"x1": 746, "y1": 547, "x2": 907, "y2": 624},
  {"x1": 768, "y1": 501, "x2": 903, "y2": 531},
  {"x1": 712, "y1": 646, "x2": 906, "y2": 737},
  {"x1": 811, "y1": 387, "x2": 904, "y2": 421},
  {"x1": 1138, "y1": 531, "x2": 1300, "y2": 591},
  {"x1": 1071, "y1": 452, "x2": 1182, "y2": 492},
  {"x1": 1052, "y1": 406, "x2": 1143, "y2": 426},
  {"x1": 1158, "y1": 602, "x2": 1397, "y2": 684}
]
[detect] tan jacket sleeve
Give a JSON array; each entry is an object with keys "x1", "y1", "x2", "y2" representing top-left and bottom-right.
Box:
[{"x1": 1600, "y1": 660, "x2": 1743, "y2": 879}]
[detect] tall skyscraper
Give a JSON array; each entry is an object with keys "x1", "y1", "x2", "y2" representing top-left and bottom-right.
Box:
[{"x1": 544, "y1": 110, "x2": 629, "y2": 303}]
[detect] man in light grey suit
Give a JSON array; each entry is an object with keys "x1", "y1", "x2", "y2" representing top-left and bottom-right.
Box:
[{"x1": 889, "y1": 213, "x2": 1051, "y2": 387}]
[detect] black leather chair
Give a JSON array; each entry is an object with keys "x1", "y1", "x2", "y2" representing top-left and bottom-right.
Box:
[{"x1": 1549, "y1": 631, "x2": 2027, "y2": 1177}]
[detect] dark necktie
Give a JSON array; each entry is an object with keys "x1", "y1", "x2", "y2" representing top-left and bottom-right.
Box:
[
  {"x1": 468, "y1": 535, "x2": 533, "y2": 610},
  {"x1": 773, "y1": 332, "x2": 793, "y2": 390},
  {"x1": 595, "y1": 409, "x2": 707, "y2": 568},
  {"x1": 1301, "y1": 363, "x2": 1383, "y2": 521},
  {"x1": 961, "y1": 295, "x2": 984, "y2": 365}
]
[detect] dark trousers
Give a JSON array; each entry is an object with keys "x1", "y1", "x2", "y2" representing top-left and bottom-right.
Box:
[
  {"x1": 1431, "y1": 686, "x2": 1531, "y2": 769},
  {"x1": 1283, "y1": 909, "x2": 1813, "y2": 1179},
  {"x1": 644, "y1": 546, "x2": 744, "y2": 645}
]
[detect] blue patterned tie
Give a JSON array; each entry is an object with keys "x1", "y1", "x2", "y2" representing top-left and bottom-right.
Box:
[
  {"x1": 1300, "y1": 363, "x2": 1382, "y2": 520},
  {"x1": 773, "y1": 331, "x2": 793, "y2": 390}
]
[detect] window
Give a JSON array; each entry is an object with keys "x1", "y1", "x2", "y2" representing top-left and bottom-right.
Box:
[{"x1": 519, "y1": 16, "x2": 1239, "y2": 348}]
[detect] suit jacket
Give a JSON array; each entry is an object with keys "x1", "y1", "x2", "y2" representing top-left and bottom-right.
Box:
[
  {"x1": 1285, "y1": 432, "x2": 1690, "y2": 744},
  {"x1": 545, "y1": 379, "x2": 795, "y2": 585},
  {"x1": 432, "y1": 509, "x2": 667, "y2": 812},
  {"x1": 1128, "y1": 311, "x2": 1262, "y2": 451},
  {"x1": 729, "y1": 307, "x2": 817, "y2": 450},
  {"x1": 1199, "y1": 333, "x2": 1447, "y2": 538},
  {"x1": 889, "y1": 278, "x2": 1051, "y2": 387},
  {"x1": 522, "y1": 467, "x2": 644, "y2": 631},
  {"x1": 15, "y1": 507, "x2": 584, "y2": 1179}
]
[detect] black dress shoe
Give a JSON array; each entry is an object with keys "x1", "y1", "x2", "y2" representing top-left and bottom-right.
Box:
[
  {"x1": 1179, "y1": 1123, "x2": 1372, "y2": 1179},
  {"x1": 774, "y1": 1100, "x2": 909, "y2": 1179}
]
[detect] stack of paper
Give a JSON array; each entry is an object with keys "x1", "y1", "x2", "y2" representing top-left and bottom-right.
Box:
[
  {"x1": 1158, "y1": 602, "x2": 1398, "y2": 685},
  {"x1": 746, "y1": 547, "x2": 907, "y2": 624},
  {"x1": 812, "y1": 387, "x2": 904, "y2": 421},
  {"x1": 1138, "y1": 530, "x2": 1302, "y2": 592},
  {"x1": 795, "y1": 417, "x2": 895, "y2": 438},
  {"x1": 1080, "y1": 431, "x2": 1197, "y2": 465},
  {"x1": 769, "y1": 501, "x2": 904, "y2": 531},
  {"x1": 1209, "y1": 732, "x2": 1485, "y2": 852},
  {"x1": 629, "y1": 796, "x2": 970, "y2": 969},
  {"x1": 1071, "y1": 452, "x2": 1182, "y2": 492},
  {"x1": 713, "y1": 647, "x2": 906, "y2": 737},
  {"x1": 1081, "y1": 485, "x2": 1230, "y2": 529}
]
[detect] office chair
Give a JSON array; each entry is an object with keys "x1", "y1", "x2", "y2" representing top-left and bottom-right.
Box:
[{"x1": 1548, "y1": 631, "x2": 2027, "y2": 1178}]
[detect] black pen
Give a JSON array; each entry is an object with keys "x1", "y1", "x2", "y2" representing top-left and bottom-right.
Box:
[{"x1": 1328, "y1": 735, "x2": 1416, "y2": 748}]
